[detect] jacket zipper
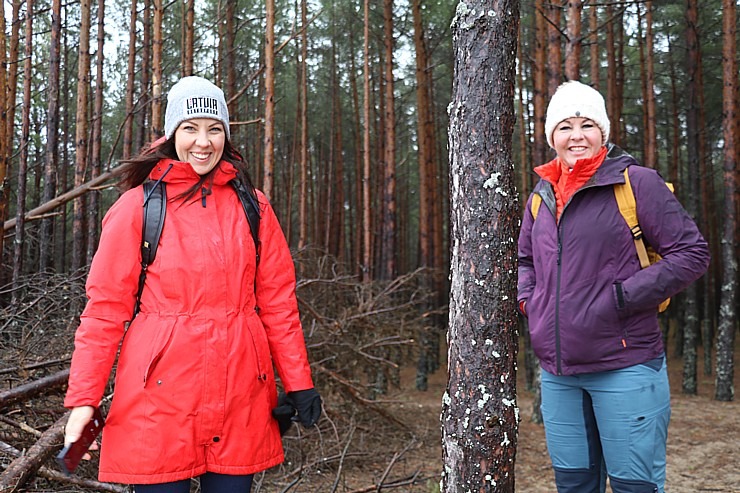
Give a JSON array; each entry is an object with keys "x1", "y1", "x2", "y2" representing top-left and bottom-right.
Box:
[{"x1": 555, "y1": 231, "x2": 563, "y2": 375}]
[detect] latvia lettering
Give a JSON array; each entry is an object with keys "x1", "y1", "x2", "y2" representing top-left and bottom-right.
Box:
[{"x1": 185, "y1": 97, "x2": 219, "y2": 116}]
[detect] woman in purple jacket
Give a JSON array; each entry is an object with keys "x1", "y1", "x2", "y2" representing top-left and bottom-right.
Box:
[{"x1": 518, "y1": 81, "x2": 709, "y2": 493}]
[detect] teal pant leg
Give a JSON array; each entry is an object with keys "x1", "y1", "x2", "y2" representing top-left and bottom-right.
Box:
[{"x1": 541, "y1": 357, "x2": 670, "y2": 493}]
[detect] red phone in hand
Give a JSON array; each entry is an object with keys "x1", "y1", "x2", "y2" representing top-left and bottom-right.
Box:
[{"x1": 56, "y1": 407, "x2": 105, "y2": 474}]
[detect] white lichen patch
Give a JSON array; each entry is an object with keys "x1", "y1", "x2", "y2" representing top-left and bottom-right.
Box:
[
  {"x1": 483, "y1": 171, "x2": 502, "y2": 189},
  {"x1": 501, "y1": 432, "x2": 511, "y2": 446}
]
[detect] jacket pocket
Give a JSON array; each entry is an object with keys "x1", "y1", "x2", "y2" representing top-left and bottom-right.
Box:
[{"x1": 143, "y1": 318, "x2": 178, "y2": 385}]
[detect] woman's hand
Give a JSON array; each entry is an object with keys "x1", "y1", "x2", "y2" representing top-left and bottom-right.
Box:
[{"x1": 64, "y1": 406, "x2": 99, "y2": 459}]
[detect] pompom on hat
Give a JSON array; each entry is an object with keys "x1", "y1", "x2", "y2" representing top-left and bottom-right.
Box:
[
  {"x1": 544, "y1": 80, "x2": 610, "y2": 149},
  {"x1": 164, "y1": 76, "x2": 230, "y2": 140}
]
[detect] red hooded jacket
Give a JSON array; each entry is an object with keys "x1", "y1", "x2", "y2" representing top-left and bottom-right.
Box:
[{"x1": 64, "y1": 159, "x2": 314, "y2": 484}]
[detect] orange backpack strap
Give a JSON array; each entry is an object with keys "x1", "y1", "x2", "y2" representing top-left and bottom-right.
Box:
[
  {"x1": 530, "y1": 193, "x2": 542, "y2": 221},
  {"x1": 614, "y1": 168, "x2": 651, "y2": 269}
]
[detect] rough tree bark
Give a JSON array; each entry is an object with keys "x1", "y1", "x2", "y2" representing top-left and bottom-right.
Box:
[
  {"x1": 86, "y1": 0, "x2": 105, "y2": 265},
  {"x1": 715, "y1": 0, "x2": 737, "y2": 402},
  {"x1": 122, "y1": 0, "x2": 137, "y2": 160},
  {"x1": 12, "y1": 0, "x2": 33, "y2": 291},
  {"x1": 71, "y1": 0, "x2": 91, "y2": 272},
  {"x1": 379, "y1": 0, "x2": 396, "y2": 280},
  {"x1": 644, "y1": 1, "x2": 657, "y2": 169},
  {"x1": 564, "y1": 0, "x2": 582, "y2": 81},
  {"x1": 362, "y1": 0, "x2": 371, "y2": 282},
  {"x1": 150, "y1": 0, "x2": 163, "y2": 139},
  {"x1": 181, "y1": 0, "x2": 194, "y2": 76},
  {"x1": 298, "y1": 0, "x2": 308, "y2": 250},
  {"x1": 0, "y1": 1, "x2": 7, "y2": 273},
  {"x1": 682, "y1": 0, "x2": 702, "y2": 395},
  {"x1": 263, "y1": 0, "x2": 276, "y2": 199},
  {"x1": 443, "y1": 0, "x2": 520, "y2": 491},
  {"x1": 39, "y1": 0, "x2": 62, "y2": 273},
  {"x1": 0, "y1": 415, "x2": 66, "y2": 492}
]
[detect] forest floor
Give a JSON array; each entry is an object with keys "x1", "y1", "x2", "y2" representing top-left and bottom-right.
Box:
[{"x1": 358, "y1": 343, "x2": 739, "y2": 493}]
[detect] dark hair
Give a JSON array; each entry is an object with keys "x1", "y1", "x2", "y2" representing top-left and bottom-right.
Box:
[{"x1": 118, "y1": 135, "x2": 257, "y2": 203}]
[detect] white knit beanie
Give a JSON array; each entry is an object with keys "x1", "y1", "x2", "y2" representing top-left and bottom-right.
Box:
[
  {"x1": 164, "y1": 76, "x2": 230, "y2": 140},
  {"x1": 544, "y1": 81, "x2": 609, "y2": 149}
]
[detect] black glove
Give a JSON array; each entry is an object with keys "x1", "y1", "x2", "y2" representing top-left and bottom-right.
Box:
[
  {"x1": 271, "y1": 392, "x2": 296, "y2": 436},
  {"x1": 286, "y1": 388, "x2": 322, "y2": 427}
]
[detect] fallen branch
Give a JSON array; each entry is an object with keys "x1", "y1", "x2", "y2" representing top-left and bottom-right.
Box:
[
  {"x1": 0, "y1": 370, "x2": 69, "y2": 411},
  {"x1": 315, "y1": 365, "x2": 411, "y2": 430},
  {"x1": 346, "y1": 471, "x2": 424, "y2": 493},
  {"x1": 0, "y1": 357, "x2": 71, "y2": 376},
  {"x1": 0, "y1": 439, "x2": 125, "y2": 493},
  {"x1": 0, "y1": 414, "x2": 66, "y2": 492}
]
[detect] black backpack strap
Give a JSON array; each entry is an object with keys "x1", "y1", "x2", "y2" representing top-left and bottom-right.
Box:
[
  {"x1": 135, "y1": 180, "x2": 167, "y2": 316},
  {"x1": 230, "y1": 179, "x2": 261, "y2": 266}
]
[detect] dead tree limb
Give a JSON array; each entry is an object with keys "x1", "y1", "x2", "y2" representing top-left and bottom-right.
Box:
[
  {"x1": 3, "y1": 164, "x2": 130, "y2": 231},
  {"x1": 0, "y1": 357, "x2": 71, "y2": 376},
  {"x1": 0, "y1": 439, "x2": 125, "y2": 493},
  {"x1": 0, "y1": 370, "x2": 69, "y2": 411},
  {"x1": 0, "y1": 414, "x2": 66, "y2": 492}
]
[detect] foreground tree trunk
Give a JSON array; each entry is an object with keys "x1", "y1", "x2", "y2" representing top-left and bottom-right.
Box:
[
  {"x1": 715, "y1": 0, "x2": 737, "y2": 402},
  {"x1": 443, "y1": 0, "x2": 520, "y2": 491}
]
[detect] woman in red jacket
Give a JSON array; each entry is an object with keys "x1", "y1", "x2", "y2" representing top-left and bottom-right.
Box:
[{"x1": 63, "y1": 76, "x2": 321, "y2": 493}]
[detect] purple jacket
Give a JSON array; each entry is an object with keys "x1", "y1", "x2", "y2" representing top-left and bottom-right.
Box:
[{"x1": 518, "y1": 145, "x2": 709, "y2": 375}]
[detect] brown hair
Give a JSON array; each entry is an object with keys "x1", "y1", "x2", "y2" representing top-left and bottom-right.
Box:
[{"x1": 118, "y1": 136, "x2": 257, "y2": 203}]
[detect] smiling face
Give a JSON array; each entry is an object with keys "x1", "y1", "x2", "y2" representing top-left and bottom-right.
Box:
[
  {"x1": 552, "y1": 117, "x2": 603, "y2": 168},
  {"x1": 174, "y1": 118, "x2": 226, "y2": 175}
]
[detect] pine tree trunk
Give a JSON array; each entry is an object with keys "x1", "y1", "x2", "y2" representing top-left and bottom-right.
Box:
[
  {"x1": 644, "y1": 1, "x2": 658, "y2": 169},
  {"x1": 150, "y1": 0, "x2": 163, "y2": 140},
  {"x1": 546, "y1": 1, "x2": 561, "y2": 95},
  {"x1": 224, "y1": 0, "x2": 236, "y2": 119},
  {"x1": 56, "y1": 18, "x2": 70, "y2": 273},
  {"x1": 12, "y1": 0, "x2": 33, "y2": 295},
  {"x1": 379, "y1": 0, "x2": 396, "y2": 280},
  {"x1": 715, "y1": 0, "x2": 737, "y2": 402},
  {"x1": 181, "y1": 0, "x2": 194, "y2": 76},
  {"x1": 0, "y1": 1, "x2": 6, "y2": 275},
  {"x1": 298, "y1": 0, "x2": 308, "y2": 250},
  {"x1": 533, "y1": 0, "x2": 547, "y2": 167},
  {"x1": 564, "y1": 0, "x2": 582, "y2": 81},
  {"x1": 123, "y1": 0, "x2": 137, "y2": 159},
  {"x1": 682, "y1": 0, "x2": 702, "y2": 395},
  {"x1": 39, "y1": 0, "x2": 62, "y2": 273},
  {"x1": 589, "y1": 4, "x2": 599, "y2": 88},
  {"x1": 263, "y1": 0, "x2": 276, "y2": 199},
  {"x1": 443, "y1": 0, "x2": 520, "y2": 490},
  {"x1": 0, "y1": 0, "x2": 21, "y2": 278},
  {"x1": 86, "y1": 0, "x2": 105, "y2": 265},
  {"x1": 136, "y1": 0, "x2": 151, "y2": 151},
  {"x1": 72, "y1": 0, "x2": 91, "y2": 272},
  {"x1": 344, "y1": 28, "x2": 360, "y2": 273},
  {"x1": 361, "y1": 0, "x2": 372, "y2": 282}
]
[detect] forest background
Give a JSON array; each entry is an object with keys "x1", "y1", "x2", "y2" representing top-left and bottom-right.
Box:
[{"x1": 0, "y1": 0, "x2": 737, "y2": 491}]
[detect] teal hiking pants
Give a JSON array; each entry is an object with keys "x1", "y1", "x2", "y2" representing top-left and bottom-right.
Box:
[{"x1": 540, "y1": 356, "x2": 670, "y2": 493}]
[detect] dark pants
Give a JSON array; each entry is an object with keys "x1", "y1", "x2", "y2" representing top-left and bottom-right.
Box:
[{"x1": 134, "y1": 472, "x2": 253, "y2": 493}]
